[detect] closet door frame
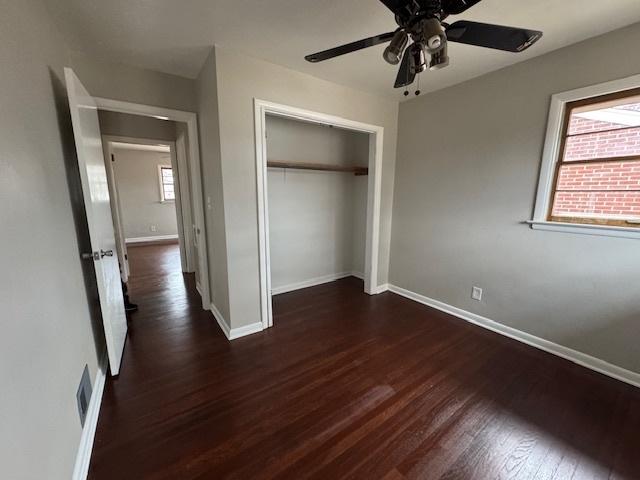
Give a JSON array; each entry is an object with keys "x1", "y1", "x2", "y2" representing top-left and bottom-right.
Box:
[{"x1": 254, "y1": 99, "x2": 385, "y2": 329}]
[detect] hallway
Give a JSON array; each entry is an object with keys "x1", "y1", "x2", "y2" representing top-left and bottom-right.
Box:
[
  {"x1": 88, "y1": 244, "x2": 640, "y2": 479},
  {"x1": 89, "y1": 242, "x2": 223, "y2": 477}
]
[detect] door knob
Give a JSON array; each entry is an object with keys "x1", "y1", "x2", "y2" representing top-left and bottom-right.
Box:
[
  {"x1": 82, "y1": 252, "x2": 100, "y2": 261},
  {"x1": 100, "y1": 249, "x2": 114, "y2": 258}
]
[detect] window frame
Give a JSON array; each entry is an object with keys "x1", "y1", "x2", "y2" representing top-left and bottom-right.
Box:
[
  {"x1": 158, "y1": 165, "x2": 175, "y2": 203},
  {"x1": 530, "y1": 74, "x2": 640, "y2": 240}
]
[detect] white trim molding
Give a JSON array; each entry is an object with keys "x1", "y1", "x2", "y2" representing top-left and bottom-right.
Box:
[
  {"x1": 125, "y1": 234, "x2": 179, "y2": 244},
  {"x1": 271, "y1": 272, "x2": 360, "y2": 296},
  {"x1": 530, "y1": 73, "x2": 640, "y2": 239},
  {"x1": 254, "y1": 99, "x2": 385, "y2": 330},
  {"x1": 72, "y1": 354, "x2": 107, "y2": 480},
  {"x1": 526, "y1": 220, "x2": 640, "y2": 240},
  {"x1": 210, "y1": 303, "x2": 264, "y2": 341},
  {"x1": 387, "y1": 284, "x2": 640, "y2": 389},
  {"x1": 229, "y1": 322, "x2": 264, "y2": 340},
  {"x1": 374, "y1": 283, "x2": 390, "y2": 294},
  {"x1": 210, "y1": 302, "x2": 231, "y2": 338}
]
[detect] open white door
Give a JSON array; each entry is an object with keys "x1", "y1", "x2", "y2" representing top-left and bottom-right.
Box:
[{"x1": 65, "y1": 68, "x2": 127, "y2": 376}]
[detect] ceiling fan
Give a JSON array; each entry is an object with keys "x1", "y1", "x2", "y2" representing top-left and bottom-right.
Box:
[{"x1": 305, "y1": 0, "x2": 543, "y2": 92}]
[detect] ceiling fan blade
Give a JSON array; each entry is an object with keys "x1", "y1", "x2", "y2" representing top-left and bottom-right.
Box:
[
  {"x1": 305, "y1": 32, "x2": 395, "y2": 63},
  {"x1": 394, "y1": 47, "x2": 415, "y2": 88},
  {"x1": 378, "y1": 0, "x2": 411, "y2": 15},
  {"x1": 441, "y1": 0, "x2": 483, "y2": 15},
  {"x1": 446, "y1": 21, "x2": 543, "y2": 52}
]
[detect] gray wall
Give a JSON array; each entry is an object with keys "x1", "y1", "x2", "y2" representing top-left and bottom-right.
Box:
[
  {"x1": 69, "y1": 51, "x2": 197, "y2": 112},
  {"x1": 98, "y1": 110, "x2": 177, "y2": 142},
  {"x1": 266, "y1": 115, "x2": 369, "y2": 290},
  {"x1": 195, "y1": 48, "x2": 231, "y2": 322},
  {"x1": 390, "y1": 23, "x2": 640, "y2": 374},
  {"x1": 112, "y1": 148, "x2": 178, "y2": 240},
  {"x1": 0, "y1": 0, "x2": 104, "y2": 478},
  {"x1": 213, "y1": 46, "x2": 399, "y2": 329}
]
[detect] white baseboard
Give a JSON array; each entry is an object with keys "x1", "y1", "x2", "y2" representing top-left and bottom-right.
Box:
[
  {"x1": 387, "y1": 284, "x2": 640, "y2": 389},
  {"x1": 229, "y1": 322, "x2": 264, "y2": 340},
  {"x1": 351, "y1": 271, "x2": 365, "y2": 280},
  {"x1": 271, "y1": 271, "x2": 360, "y2": 295},
  {"x1": 209, "y1": 302, "x2": 231, "y2": 338},
  {"x1": 72, "y1": 353, "x2": 107, "y2": 480},
  {"x1": 125, "y1": 234, "x2": 178, "y2": 244},
  {"x1": 195, "y1": 282, "x2": 202, "y2": 296},
  {"x1": 373, "y1": 283, "x2": 390, "y2": 294},
  {"x1": 209, "y1": 302, "x2": 263, "y2": 341}
]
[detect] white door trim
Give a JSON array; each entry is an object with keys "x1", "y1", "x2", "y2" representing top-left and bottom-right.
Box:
[
  {"x1": 174, "y1": 130, "x2": 196, "y2": 270},
  {"x1": 253, "y1": 99, "x2": 385, "y2": 329},
  {"x1": 101, "y1": 138, "x2": 130, "y2": 281},
  {"x1": 95, "y1": 97, "x2": 211, "y2": 309}
]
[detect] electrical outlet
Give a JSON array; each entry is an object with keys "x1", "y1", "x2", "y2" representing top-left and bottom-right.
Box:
[
  {"x1": 471, "y1": 286, "x2": 483, "y2": 301},
  {"x1": 150, "y1": 225, "x2": 157, "y2": 232}
]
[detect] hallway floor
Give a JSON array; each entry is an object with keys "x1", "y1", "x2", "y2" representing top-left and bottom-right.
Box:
[{"x1": 88, "y1": 243, "x2": 640, "y2": 479}]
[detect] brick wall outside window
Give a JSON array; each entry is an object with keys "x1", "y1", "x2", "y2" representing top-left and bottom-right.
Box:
[{"x1": 552, "y1": 109, "x2": 640, "y2": 220}]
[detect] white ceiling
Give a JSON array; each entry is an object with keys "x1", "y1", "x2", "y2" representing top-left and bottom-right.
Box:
[{"x1": 46, "y1": 0, "x2": 640, "y2": 101}]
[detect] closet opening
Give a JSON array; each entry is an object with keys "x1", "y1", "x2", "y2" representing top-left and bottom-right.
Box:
[{"x1": 254, "y1": 100, "x2": 385, "y2": 329}]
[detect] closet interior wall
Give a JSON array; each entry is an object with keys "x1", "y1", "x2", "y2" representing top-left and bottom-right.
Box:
[{"x1": 266, "y1": 115, "x2": 369, "y2": 293}]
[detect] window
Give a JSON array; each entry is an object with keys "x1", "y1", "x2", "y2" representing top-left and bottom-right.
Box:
[
  {"x1": 532, "y1": 76, "x2": 640, "y2": 239},
  {"x1": 159, "y1": 166, "x2": 175, "y2": 202}
]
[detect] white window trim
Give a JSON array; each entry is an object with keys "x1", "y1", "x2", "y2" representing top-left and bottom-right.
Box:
[
  {"x1": 530, "y1": 73, "x2": 640, "y2": 240},
  {"x1": 158, "y1": 165, "x2": 175, "y2": 203}
]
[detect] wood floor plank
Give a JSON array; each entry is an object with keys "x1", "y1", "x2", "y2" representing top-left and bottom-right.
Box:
[{"x1": 88, "y1": 244, "x2": 640, "y2": 479}]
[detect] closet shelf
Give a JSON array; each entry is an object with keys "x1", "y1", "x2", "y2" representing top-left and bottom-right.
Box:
[{"x1": 267, "y1": 160, "x2": 368, "y2": 176}]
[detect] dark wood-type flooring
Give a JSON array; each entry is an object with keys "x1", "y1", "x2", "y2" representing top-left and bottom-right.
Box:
[{"x1": 88, "y1": 243, "x2": 640, "y2": 479}]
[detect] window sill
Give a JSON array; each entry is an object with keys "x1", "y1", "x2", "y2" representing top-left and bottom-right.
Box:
[
  {"x1": 526, "y1": 220, "x2": 640, "y2": 239},
  {"x1": 160, "y1": 199, "x2": 175, "y2": 204}
]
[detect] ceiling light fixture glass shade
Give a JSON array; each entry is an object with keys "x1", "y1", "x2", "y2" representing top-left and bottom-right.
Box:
[
  {"x1": 409, "y1": 43, "x2": 427, "y2": 74},
  {"x1": 383, "y1": 30, "x2": 408, "y2": 65},
  {"x1": 422, "y1": 18, "x2": 447, "y2": 54},
  {"x1": 429, "y1": 42, "x2": 449, "y2": 70}
]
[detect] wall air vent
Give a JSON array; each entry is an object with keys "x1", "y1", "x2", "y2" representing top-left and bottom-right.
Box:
[{"x1": 76, "y1": 364, "x2": 92, "y2": 427}]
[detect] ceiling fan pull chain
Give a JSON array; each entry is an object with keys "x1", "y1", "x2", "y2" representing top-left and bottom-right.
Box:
[{"x1": 404, "y1": 54, "x2": 411, "y2": 96}]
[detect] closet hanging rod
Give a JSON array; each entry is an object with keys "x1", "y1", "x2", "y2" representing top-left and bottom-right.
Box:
[{"x1": 267, "y1": 160, "x2": 368, "y2": 176}]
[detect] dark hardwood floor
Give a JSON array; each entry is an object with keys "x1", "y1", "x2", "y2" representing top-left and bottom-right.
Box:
[{"x1": 88, "y1": 243, "x2": 640, "y2": 479}]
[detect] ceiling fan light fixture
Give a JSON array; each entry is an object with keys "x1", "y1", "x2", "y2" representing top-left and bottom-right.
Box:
[
  {"x1": 427, "y1": 36, "x2": 442, "y2": 51},
  {"x1": 409, "y1": 43, "x2": 427, "y2": 74},
  {"x1": 422, "y1": 18, "x2": 446, "y2": 54},
  {"x1": 429, "y1": 43, "x2": 449, "y2": 70},
  {"x1": 383, "y1": 30, "x2": 408, "y2": 65}
]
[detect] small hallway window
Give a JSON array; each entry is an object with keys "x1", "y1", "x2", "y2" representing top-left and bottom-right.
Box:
[{"x1": 159, "y1": 166, "x2": 175, "y2": 202}]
